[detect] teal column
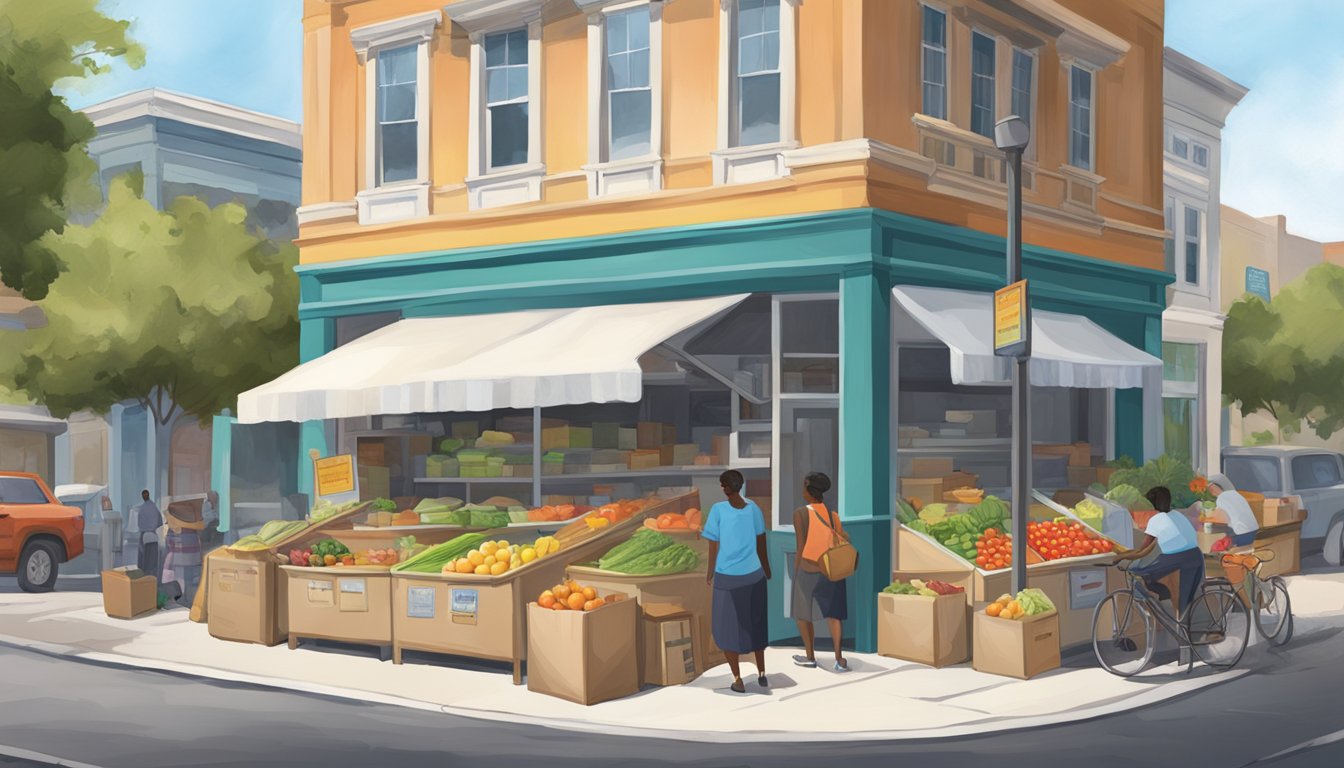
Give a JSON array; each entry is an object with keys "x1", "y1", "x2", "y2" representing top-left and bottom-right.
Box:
[
  {"x1": 839, "y1": 264, "x2": 892, "y2": 653},
  {"x1": 211, "y1": 413, "x2": 235, "y2": 533},
  {"x1": 1114, "y1": 315, "x2": 1164, "y2": 463},
  {"x1": 298, "y1": 317, "x2": 336, "y2": 500}
]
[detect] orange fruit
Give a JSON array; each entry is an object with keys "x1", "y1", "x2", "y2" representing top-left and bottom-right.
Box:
[
  {"x1": 583, "y1": 599, "x2": 599, "y2": 612},
  {"x1": 581, "y1": 587, "x2": 597, "y2": 601},
  {"x1": 985, "y1": 602, "x2": 1003, "y2": 617},
  {"x1": 554, "y1": 585, "x2": 572, "y2": 601},
  {"x1": 566, "y1": 592, "x2": 586, "y2": 611},
  {"x1": 539, "y1": 593, "x2": 556, "y2": 609},
  {"x1": 567, "y1": 580, "x2": 583, "y2": 594}
]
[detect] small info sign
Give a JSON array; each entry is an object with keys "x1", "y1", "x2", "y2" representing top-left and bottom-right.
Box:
[{"x1": 994, "y1": 280, "x2": 1030, "y2": 357}]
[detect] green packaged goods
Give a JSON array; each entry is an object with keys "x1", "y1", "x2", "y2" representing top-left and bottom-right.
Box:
[
  {"x1": 469, "y1": 509, "x2": 511, "y2": 528},
  {"x1": 369, "y1": 498, "x2": 397, "y2": 512},
  {"x1": 392, "y1": 533, "x2": 487, "y2": 573},
  {"x1": 508, "y1": 509, "x2": 530, "y2": 524},
  {"x1": 598, "y1": 528, "x2": 674, "y2": 571},
  {"x1": 437, "y1": 438, "x2": 465, "y2": 455},
  {"x1": 309, "y1": 498, "x2": 363, "y2": 522},
  {"x1": 456, "y1": 449, "x2": 491, "y2": 464},
  {"x1": 419, "y1": 511, "x2": 462, "y2": 525},
  {"x1": 425, "y1": 455, "x2": 458, "y2": 477},
  {"x1": 918, "y1": 504, "x2": 950, "y2": 524},
  {"x1": 414, "y1": 496, "x2": 464, "y2": 514}
]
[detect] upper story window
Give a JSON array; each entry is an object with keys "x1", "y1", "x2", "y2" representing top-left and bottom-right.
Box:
[
  {"x1": 485, "y1": 29, "x2": 530, "y2": 171},
  {"x1": 605, "y1": 6, "x2": 653, "y2": 161},
  {"x1": 1166, "y1": 129, "x2": 1211, "y2": 171},
  {"x1": 921, "y1": 6, "x2": 947, "y2": 120},
  {"x1": 1164, "y1": 196, "x2": 1176, "y2": 273},
  {"x1": 1183, "y1": 205, "x2": 1202, "y2": 287},
  {"x1": 350, "y1": 10, "x2": 440, "y2": 225},
  {"x1": 1010, "y1": 48, "x2": 1033, "y2": 129},
  {"x1": 376, "y1": 45, "x2": 419, "y2": 185},
  {"x1": 969, "y1": 32, "x2": 996, "y2": 138},
  {"x1": 1068, "y1": 64, "x2": 1094, "y2": 171},
  {"x1": 733, "y1": 0, "x2": 781, "y2": 146}
]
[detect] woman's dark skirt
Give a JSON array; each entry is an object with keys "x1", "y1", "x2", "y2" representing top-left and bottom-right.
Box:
[
  {"x1": 711, "y1": 570, "x2": 768, "y2": 654},
  {"x1": 791, "y1": 566, "x2": 848, "y2": 621}
]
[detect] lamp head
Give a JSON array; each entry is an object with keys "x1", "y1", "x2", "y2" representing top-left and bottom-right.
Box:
[{"x1": 994, "y1": 116, "x2": 1031, "y2": 152}]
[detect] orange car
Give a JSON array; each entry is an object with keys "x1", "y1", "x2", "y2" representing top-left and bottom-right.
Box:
[{"x1": 0, "y1": 472, "x2": 84, "y2": 592}]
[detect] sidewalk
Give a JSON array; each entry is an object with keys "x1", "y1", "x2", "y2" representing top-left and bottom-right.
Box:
[{"x1": 1, "y1": 574, "x2": 1341, "y2": 743}]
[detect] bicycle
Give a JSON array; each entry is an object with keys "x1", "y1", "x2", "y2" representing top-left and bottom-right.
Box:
[
  {"x1": 1090, "y1": 559, "x2": 1249, "y2": 677},
  {"x1": 1206, "y1": 548, "x2": 1293, "y2": 647}
]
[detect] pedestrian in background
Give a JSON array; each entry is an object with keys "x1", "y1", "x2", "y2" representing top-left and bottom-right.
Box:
[
  {"x1": 164, "y1": 505, "x2": 205, "y2": 606},
  {"x1": 134, "y1": 489, "x2": 161, "y2": 575},
  {"x1": 791, "y1": 472, "x2": 849, "y2": 672},
  {"x1": 703, "y1": 469, "x2": 772, "y2": 694}
]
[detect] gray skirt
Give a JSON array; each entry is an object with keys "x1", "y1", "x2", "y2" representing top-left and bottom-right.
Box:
[
  {"x1": 791, "y1": 566, "x2": 848, "y2": 622},
  {"x1": 711, "y1": 570, "x2": 769, "y2": 654}
]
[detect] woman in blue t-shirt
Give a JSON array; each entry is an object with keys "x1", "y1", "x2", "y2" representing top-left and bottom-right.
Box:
[
  {"x1": 703, "y1": 469, "x2": 772, "y2": 694},
  {"x1": 1113, "y1": 486, "x2": 1205, "y2": 614}
]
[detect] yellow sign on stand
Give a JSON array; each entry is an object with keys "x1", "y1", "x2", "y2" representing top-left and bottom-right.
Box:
[
  {"x1": 314, "y1": 454, "x2": 356, "y2": 497},
  {"x1": 994, "y1": 280, "x2": 1029, "y2": 357}
]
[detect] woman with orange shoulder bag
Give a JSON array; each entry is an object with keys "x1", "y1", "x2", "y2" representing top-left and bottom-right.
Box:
[{"x1": 791, "y1": 472, "x2": 850, "y2": 672}]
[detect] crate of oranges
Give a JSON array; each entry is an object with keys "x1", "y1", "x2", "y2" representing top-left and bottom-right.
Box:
[
  {"x1": 536, "y1": 580, "x2": 623, "y2": 613},
  {"x1": 527, "y1": 582, "x2": 639, "y2": 705}
]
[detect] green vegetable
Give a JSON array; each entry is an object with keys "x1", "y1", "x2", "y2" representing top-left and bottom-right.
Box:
[
  {"x1": 1016, "y1": 588, "x2": 1055, "y2": 615},
  {"x1": 1108, "y1": 454, "x2": 1198, "y2": 507},
  {"x1": 414, "y1": 496, "x2": 463, "y2": 515},
  {"x1": 508, "y1": 509, "x2": 530, "y2": 524},
  {"x1": 607, "y1": 543, "x2": 699, "y2": 575},
  {"x1": 370, "y1": 497, "x2": 397, "y2": 512},
  {"x1": 599, "y1": 528, "x2": 674, "y2": 571},
  {"x1": 469, "y1": 509, "x2": 511, "y2": 528},
  {"x1": 896, "y1": 499, "x2": 919, "y2": 525},
  {"x1": 1105, "y1": 483, "x2": 1154, "y2": 512},
  {"x1": 882, "y1": 582, "x2": 919, "y2": 595},
  {"x1": 394, "y1": 535, "x2": 417, "y2": 551},
  {"x1": 918, "y1": 503, "x2": 950, "y2": 524},
  {"x1": 392, "y1": 533, "x2": 487, "y2": 573},
  {"x1": 1103, "y1": 455, "x2": 1137, "y2": 470},
  {"x1": 1074, "y1": 499, "x2": 1105, "y2": 528},
  {"x1": 437, "y1": 438, "x2": 465, "y2": 454},
  {"x1": 419, "y1": 511, "x2": 462, "y2": 525}
]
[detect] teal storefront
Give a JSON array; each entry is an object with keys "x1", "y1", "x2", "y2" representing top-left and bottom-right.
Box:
[{"x1": 230, "y1": 207, "x2": 1169, "y2": 652}]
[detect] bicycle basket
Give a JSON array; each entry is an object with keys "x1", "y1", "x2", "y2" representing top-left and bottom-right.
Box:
[{"x1": 1220, "y1": 553, "x2": 1258, "y2": 588}]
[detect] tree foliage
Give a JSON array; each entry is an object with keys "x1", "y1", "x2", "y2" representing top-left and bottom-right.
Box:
[
  {"x1": 1224, "y1": 263, "x2": 1344, "y2": 440},
  {"x1": 0, "y1": 179, "x2": 299, "y2": 428},
  {"x1": 0, "y1": 0, "x2": 144, "y2": 299}
]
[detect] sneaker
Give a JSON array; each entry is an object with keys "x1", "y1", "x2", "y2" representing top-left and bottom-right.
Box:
[
  {"x1": 758, "y1": 674, "x2": 769, "y2": 688},
  {"x1": 792, "y1": 655, "x2": 818, "y2": 668},
  {"x1": 832, "y1": 660, "x2": 851, "y2": 673},
  {"x1": 730, "y1": 679, "x2": 746, "y2": 694}
]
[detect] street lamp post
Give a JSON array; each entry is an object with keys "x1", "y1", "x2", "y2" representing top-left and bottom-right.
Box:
[{"x1": 995, "y1": 116, "x2": 1032, "y2": 595}]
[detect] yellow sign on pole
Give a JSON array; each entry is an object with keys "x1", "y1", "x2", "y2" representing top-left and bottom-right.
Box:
[
  {"x1": 994, "y1": 280, "x2": 1029, "y2": 356},
  {"x1": 314, "y1": 454, "x2": 356, "y2": 497}
]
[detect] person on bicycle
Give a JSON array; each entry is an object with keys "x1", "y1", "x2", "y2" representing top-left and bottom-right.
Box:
[{"x1": 1113, "y1": 486, "x2": 1204, "y2": 614}]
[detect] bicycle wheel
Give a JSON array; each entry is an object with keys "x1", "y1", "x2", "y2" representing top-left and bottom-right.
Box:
[
  {"x1": 1186, "y1": 586, "x2": 1249, "y2": 669},
  {"x1": 1092, "y1": 591, "x2": 1154, "y2": 677},
  {"x1": 1254, "y1": 576, "x2": 1293, "y2": 647}
]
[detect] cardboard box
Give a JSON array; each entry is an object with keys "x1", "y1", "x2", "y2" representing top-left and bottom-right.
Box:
[
  {"x1": 877, "y1": 592, "x2": 968, "y2": 668},
  {"x1": 527, "y1": 597, "x2": 639, "y2": 705},
  {"x1": 641, "y1": 603, "x2": 700, "y2": 686},
  {"x1": 1242, "y1": 492, "x2": 1265, "y2": 524},
  {"x1": 910, "y1": 457, "x2": 955, "y2": 478},
  {"x1": 1034, "y1": 442, "x2": 1092, "y2": 467},
  {"x1": 357, "y1": 441, "x2": 386, "y2": 467},
  {"x1": 693, "y1": 455, "x2": 715, "y2": 466},
  {"x1": 629, "y1": 450, "x2": 662, "y2": 470},
  {"x1": 972, "y1": 609, "x2": 1061, "y2": 679},
  {"x1": 1095, "y1": 466, "x2": 1117, "y2": 487},
  {"x1": 1067, "y1": 466, "x2": 1097, "y2": 487},
  {"x1": 592, "y1": 423, "x2": 622, "y2": 450},
  {"x1": 284, "y1": 567, "x2": 393, "y2": 646},
  {"x1": 711, "y1": 434, "x2": 731, "y2": 465},
  {"x1": 941, "y1": 472, "x2": 979, "y2": 496},
  {"x1": 901, "y1": 477, "x2": 945, "y2": 508},
  {"x1": 358, "y1": 465, "x2": 391, "y2": 500},
  {"x1": 542, "y1": 426, "x2": 570, "y2": 450},
  {"x1": 451, "y1": 422, "x2": 480, "y2": 441},
  {"x1": 101, "y1": 568, "x2": 157, "y2": 620},
  {"x1": 618, "y1": 428, "x2": 638, "y2": 451},
  {"x1": 637, "y1": 423, "x2": 664, "y2": 450},
  {"x1": 568, "y1": 427, "x2": 593, "y2": 449},
  {"x1": 662, "y1": 424, "x2": 679, "y2": 446},
  {"x1": 207, "y1": 551, "x2": 289, "y2": 646},
  {"x1": 1262, "y1": 497, "x2": 1301, "y2": 526},
  {"x1": 671, "y1": 444, "x2": 699, "y2": 466},
  {"x1": 945, "y1": 410, "x2": 996, "y2": 435}
]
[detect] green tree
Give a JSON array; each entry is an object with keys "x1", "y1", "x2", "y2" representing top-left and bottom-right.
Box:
[
  {"x1": 0, "y1": 0, "x2": 144, "y2": 299},
  {"x1": 0, "y1": 179, "x2": 299, "y2": 495},
  {"x1": 1224, "y1": 263, "x2": 1344, "y2": 440}
]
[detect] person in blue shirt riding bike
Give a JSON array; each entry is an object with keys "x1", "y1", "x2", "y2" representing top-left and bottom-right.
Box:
[{"x1": 1112, "y1": 486, "x2": 1204, "y2": 615}]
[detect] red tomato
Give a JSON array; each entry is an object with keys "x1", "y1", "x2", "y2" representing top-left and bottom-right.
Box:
[
  {"x1": 976, "y1": 555, "x2": 988, "y2": 566},
  {"x1": 1050, "y1": 548, "x2": 1061, "y2": 559}
]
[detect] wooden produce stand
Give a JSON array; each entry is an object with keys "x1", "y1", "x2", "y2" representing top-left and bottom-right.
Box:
[
  {"x1": 206, "y1": 503, "x2": 371, "y2": 646},
  {"x1": 281, "y1": 565, "x2": 394, "y2": 656},
  {"x1": 1201, "y1": 517, "x2": 1304, "y2": 579},
  {"x1": 390, "y1": 491, "x2": 699, "y2": 683},
  {"x1": 894, "y1": 525, "x2": 1122, "y2": 649}
]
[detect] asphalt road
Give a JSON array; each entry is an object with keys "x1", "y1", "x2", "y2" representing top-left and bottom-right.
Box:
[{"x1": 0, "y1": 620, "x2": 1342, "y2": 768}]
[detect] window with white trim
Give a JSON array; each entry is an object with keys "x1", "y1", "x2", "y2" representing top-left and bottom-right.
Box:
[
  {"x1": 732, "y1": 0, "x2": 781, "y2": 147},
  {"x1": 375, "y1": 45, "x2": 419, "y2": 185},
  {"x1": 921, "y1": 6, "x2": 947, "y2": 120},
  {"x1": 1010, "y1": 47, "x2": 1033, "y2": 129},
  {"x1": 970, "y1": 32, "x2": 996, "y2": 138},
  {"x1": 485, "y1": 29, "x2": 530, "y2": 171},
  {"x1": 1183, "y1": 205, "x2": 1202, "y2": 287},
  {"x1": 605, "y1": 5, "x2": 652, "y2": 161},
  {"x1": 1068, "y1": 64, "x2": 1094, "y2": 171},
  {"x1": 1192, "y1": 144, "x2": 1208, "y2": 167},
  {"x1": 1164, "y1": 195, "x2": 1176, "y2": 274}
]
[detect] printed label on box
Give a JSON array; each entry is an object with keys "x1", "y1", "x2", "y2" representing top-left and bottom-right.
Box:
[
  {"x1": 1069, "y1": 568, "x2": 1106, "y2": 610},
  {"x1": 338, "y1": 578, "x2": 366, "y2": 594},
  {"x1": 451, "y1": 588, "x2": 478, "y2": 625},
  {"x1": 407, "y1": 586, "x2": 436, "y2": 619},
  {"x1": 307, "y1": 580, "x2": 335, "y2": 607}
]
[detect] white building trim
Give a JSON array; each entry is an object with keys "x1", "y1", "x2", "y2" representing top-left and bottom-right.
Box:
[
  {"x1": 80, "y1": 88, "x2": 302, "y2": 149},
  {"x1": 712, "y1": 0, "x2": 801, "y2": 186},
  {"x1": 582, "y1": 1, "x2": 666, "y2": 198}
]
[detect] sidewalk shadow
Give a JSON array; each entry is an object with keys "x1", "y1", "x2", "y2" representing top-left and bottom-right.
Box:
[{"x1": 699, "y1": 672, "x2": 800, "y2": 697}]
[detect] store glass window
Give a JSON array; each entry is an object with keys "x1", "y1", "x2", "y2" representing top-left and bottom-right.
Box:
[
  {"x1": 780, "y1": 299, "x2": 839, "y2": 394},
  {"x1": 485, "y1": 29, "x2": 530, "y2": 170},
  {"x1": 921, "y1": 6, "x2": 947, "y2": 120},
  {"x1": 1183, "y1": 206, "x2": 1202, "y2": 286},
  {"x1": 1224, "y1": 456, "x2": 1282, "y2": 495},
  {"x1": 1163, "y1": 398, "x2": 1195, "y2": 465},
  {"x1": 376, "y1": 44, "x2": 418, "y2": 185},
  {"x1": 734, "y1": 0, "x2": 781, "y2": 146},
  {"x1": 1162, "y1": 342, "x2": 1200, "y2": 465},
  {"x1": 605, "y1": 5, "x2": 652, "y2": 161},
  {"x1": 1292, "y1": 454, "x2": 1343, "y2": 490},
  {"x1": 1162, "y1": 342, "x2": 1199, "y2": 385},
  {"x1": 1010, "y1": 48, "x2": 1033, "y2": 130}
]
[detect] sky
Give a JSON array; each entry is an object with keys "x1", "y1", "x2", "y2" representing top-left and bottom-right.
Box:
[{"x1": 58, "y1": 0, "x2": 1344, "y2": 242}]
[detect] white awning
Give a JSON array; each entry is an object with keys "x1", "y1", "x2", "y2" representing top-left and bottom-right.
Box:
[
  {"x1": 892, "y1": 285, "x2": 1160, "y2": 389},
  {"x1": 237, "y1": 294, "x2": 749, "y2": 423}
]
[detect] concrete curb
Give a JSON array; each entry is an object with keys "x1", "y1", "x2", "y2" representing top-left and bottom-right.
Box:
[
  {"x1": 0, "y1": 629, "x2": 1254, "y2": 744},
  {"x1": 0, "y1": 741, "x2": 106, "y2": 768}
]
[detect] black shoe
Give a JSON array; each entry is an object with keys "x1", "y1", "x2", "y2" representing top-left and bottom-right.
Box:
[
  {"x1": 758, "y1": 674, "x2": 769, "y2": 688},
  {"x1": 730, "y1": 679, "x2": 746, "y2": 694}
]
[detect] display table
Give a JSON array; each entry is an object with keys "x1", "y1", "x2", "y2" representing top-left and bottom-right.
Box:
[
  {"x1": 1201, "y1": 518, "x2": 1303, "y2": 579},
  {"x1": 281, "y1": 565, "x2": 394, "y2": 655},
  {"x1": 389, "y1": 491, "x2": 699, "y2": 683}
]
